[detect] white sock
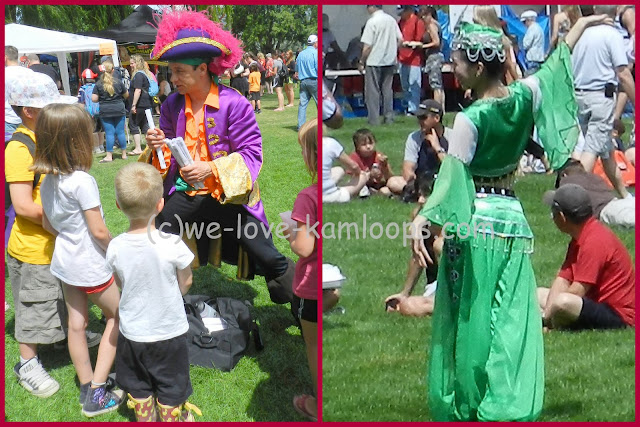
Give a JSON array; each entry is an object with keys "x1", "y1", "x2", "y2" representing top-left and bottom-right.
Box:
[{"x1": 19, "y1": 356, "x2": 32, "y2": 366}]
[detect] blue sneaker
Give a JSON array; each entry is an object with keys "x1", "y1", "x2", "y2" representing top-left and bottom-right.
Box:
[{"x1": 82, "y1": 385, "x2": 123, "y2": 417}]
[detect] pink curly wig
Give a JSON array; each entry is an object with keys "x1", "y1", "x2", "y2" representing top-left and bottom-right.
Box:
[{"x1": 151, "y1": 7, "x2": 243, "y2": 76}]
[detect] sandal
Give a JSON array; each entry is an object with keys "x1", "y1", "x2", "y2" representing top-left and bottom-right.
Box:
[
  {"x1": 127, "y1": 151, "x2": 143, "y2": 156},
  {"x1": 99, "y1": 158, "x2": 113, "y2": 163},
  {"x1": 293, "y1": 395, "x2": 317, "y2": 422}
]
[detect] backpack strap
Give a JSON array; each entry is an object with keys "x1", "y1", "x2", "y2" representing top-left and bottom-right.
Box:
[{"x1": 8, "y1": 132, "x2": 41, "y2": 188}]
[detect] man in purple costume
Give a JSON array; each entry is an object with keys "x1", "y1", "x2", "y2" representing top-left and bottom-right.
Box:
[{"x1": 145, "y1": 9, "x2": 294, "y2": 303}]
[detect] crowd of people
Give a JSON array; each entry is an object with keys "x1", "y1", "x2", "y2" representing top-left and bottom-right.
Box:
[
  {"x1": 227, "y1": 36, "x2": 318, "y2": 130},
  {"x1": 5, "y1": 8, "x2": 318, "y2": 422},
  {"x1": 323, "y1": 3, "x2": 635, "y2": 422}
]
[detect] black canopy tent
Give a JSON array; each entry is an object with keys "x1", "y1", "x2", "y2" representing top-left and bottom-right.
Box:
[
  {"x1": 80, "y1": 5, "x2": 167, "y2": 84},
  {"x1": 84, "y1": 5, "x2": 157, "y2": 44}
]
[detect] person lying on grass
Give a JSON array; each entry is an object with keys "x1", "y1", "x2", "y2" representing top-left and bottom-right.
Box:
[{"x1": 386, "y1": 173, "x2": 441, "y2": 317}]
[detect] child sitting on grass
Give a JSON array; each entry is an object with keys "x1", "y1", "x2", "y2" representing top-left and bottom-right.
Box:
[
  {"x1": 348, "y1": 128, "x2": 404, "y2": 196},
  {"x1": 106, "y1": 162, "x2": 201, "y2": 422}
]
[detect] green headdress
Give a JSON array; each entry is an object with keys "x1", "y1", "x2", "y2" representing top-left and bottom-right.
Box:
[{"x1": 452, "y1": 22, "x2": 506, "y2": 63}]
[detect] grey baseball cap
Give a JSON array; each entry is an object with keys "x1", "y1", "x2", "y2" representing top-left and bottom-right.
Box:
[
  {"x1": 415, "y1": 99, "x2": 443, "y2": 118},
  {"x1": 543, "y1": 183, "x2": 592, "y2": 218}
]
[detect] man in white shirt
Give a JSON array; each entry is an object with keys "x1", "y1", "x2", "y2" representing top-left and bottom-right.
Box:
[
  {"x1": 521, "y1": 10, "x2": 545, "y2": 75},
  {"x1": 572, "y1": 5, "x2": 635, "y2": 199},
  {"x1": 358, "y1": 5, "x2": 403, "y2": 126},
  {"x1": 5, "y1": 45, "x2": 33, "y2": 138}
]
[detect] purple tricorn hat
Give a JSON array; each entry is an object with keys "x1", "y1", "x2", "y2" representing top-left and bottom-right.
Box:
[
  {"x1": 152, "y1": 28, "x2": 226, "y2": 61},
  {"x1": 151, "y1": 8, "x2": 243, "y2": 75}
]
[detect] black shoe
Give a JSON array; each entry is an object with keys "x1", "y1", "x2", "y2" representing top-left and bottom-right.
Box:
[
  {"x1": 82, "y1": 385, "x2": 124, "y2": 417},
  {"x1": 79, "y1": 373, "x2": 117, "y2": 406}
]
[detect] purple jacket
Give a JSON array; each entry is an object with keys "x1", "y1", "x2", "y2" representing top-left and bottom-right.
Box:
[{"x1": 158, "y1": 84, "x2": 268, "y2": 226}]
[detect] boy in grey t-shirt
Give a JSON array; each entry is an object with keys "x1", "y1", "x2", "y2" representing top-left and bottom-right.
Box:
[{"x1": 106, "y1": 163, "x2": 200, "y2": 422}]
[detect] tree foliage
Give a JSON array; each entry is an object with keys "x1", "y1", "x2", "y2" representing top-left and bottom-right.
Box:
[
  {"x1": 194, "y1": 5, "x2": 317, "y2": 54},
  {"x1": 5, "y1": 5, "x2": 134, "y2": 33},
  {"x1": 5, "y1": 5, "x2": 316, "y2": 54}
]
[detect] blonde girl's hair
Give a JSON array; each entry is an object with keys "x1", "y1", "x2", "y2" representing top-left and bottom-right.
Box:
[
  {"x1": 298, "y1": 118, "x2": 318, "y2": 181},
  {"x1": 101, "y1": 60, "x2": 115, "y2": 96},
  {"x1": 286, "y1": 50, "x2": 294, "y2": 65},
  {"x1": 31, "y1": 103, "x2": 94, "y2": 175},
  {"x1": 563, "y1": 5, "x2": 581, "y2": 26},
  {"x1": 472, "y1": 5, "x2": 512, "y2": 49},
  {"x1": 130, "y1": 54, "x2": 153, "y2": 79},
  {"x1": 114, "y1": 162, "x2": 164, "y2": 221}
]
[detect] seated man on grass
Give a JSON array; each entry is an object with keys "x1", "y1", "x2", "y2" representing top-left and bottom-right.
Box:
[
  {"x1": 538, "y1": 184, "x2": 635, "y2": 330},
  {"x1": 398, "y1": 100, "x2": 450, "y2": 195}
]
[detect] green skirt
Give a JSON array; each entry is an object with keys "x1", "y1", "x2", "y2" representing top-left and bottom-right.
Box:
[{"x1": 428, "y1": 195, "x2": 544, "y2": 421}]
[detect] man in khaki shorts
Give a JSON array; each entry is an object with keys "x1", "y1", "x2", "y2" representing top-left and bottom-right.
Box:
[{"x1": 571, "y1": 5, "x2": 635, "y2": 199}]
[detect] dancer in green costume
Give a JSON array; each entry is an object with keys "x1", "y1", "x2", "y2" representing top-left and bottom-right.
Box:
[{"x1": 411, "y1": 15, "x2": 613, "y2": 422}]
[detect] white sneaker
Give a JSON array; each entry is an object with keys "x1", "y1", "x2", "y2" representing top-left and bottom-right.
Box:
[
  {"x1": 359, "y1": 186, "x2": 370, "y2": 198},
  {"x1": 14, "y1": 358, "x2": 60, "y2": 398}
]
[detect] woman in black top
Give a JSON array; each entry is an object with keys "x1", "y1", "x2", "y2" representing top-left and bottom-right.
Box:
[
  {"x1": 284, "y1": 50, "x2": 297, "y2": 107},
  {"x1": 92, "y1": 61, "x2": 129, "y2": 162}
]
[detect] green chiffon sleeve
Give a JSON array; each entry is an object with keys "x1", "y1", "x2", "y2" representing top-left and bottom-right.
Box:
[
  {"x1": 532, "y1": 42, "x2": 580, "y2": 170},
  {"x1": 418, "y1": 155, "x2": 476, "y2": 233}
]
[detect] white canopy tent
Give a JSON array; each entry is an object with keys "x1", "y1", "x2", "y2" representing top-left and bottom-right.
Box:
[{"x1": 5, "y1": 23, "x2": 120, "y2": 96}]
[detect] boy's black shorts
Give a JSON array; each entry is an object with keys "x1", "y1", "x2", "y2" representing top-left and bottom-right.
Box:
[
  {"x1": 292, "y1": 295, "x2": 317, "y2": 323},
  {"x1": 249, "y1": 91, "x2": 261, "y2": 101},
  {"x1": 569, "y1": 298, "x2": 628, "y2": 330},
  {"x1": 116, "y1": 332, "x2": 193, "y2": 406}
]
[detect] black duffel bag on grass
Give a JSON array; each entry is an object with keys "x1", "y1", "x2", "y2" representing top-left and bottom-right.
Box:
[{"x1": 183, "y1": 294, "x2": 263, "y2": 371}]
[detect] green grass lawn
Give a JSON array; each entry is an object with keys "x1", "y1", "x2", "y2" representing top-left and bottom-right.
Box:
[
  {"x1": 4, "y1": 90, "x2": 318, "y2": 421},
  {"x1": 322, "y1": 115, "x2": 635, "y2": 422}
]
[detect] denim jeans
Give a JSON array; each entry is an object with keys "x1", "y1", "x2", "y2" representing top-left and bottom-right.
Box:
[
  {"x1": 399, "y1": 63, "x2": 422, "y2": 114},
  {"x1": 100, "y1": 115, "x2": 127, "y2": 152},
  {"x1": 5, "y1": 121, "x2": 19, "y2": 142},
  {"x1": 298, "y1": 78, "x2": 318, "y2": 129}
]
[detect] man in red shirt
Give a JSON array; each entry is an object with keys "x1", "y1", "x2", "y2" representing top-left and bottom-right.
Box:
[
  {"x1": 397, "y1": 5, "x2": 425, "y2": 116},
  {"x1": 538, "y1": 184, "x2": 635, "y2": 330}
]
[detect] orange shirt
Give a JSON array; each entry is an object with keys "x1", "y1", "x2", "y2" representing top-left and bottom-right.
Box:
[
  {"x1": 183, "y1": 83, "x2": 222, "y2": 197},
  {"x1": 249, "y1": 71, "x2": 261, "y2": 92},
  {"x1": 154, "y1": 83, "x2": 222, "y2": 198}
]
